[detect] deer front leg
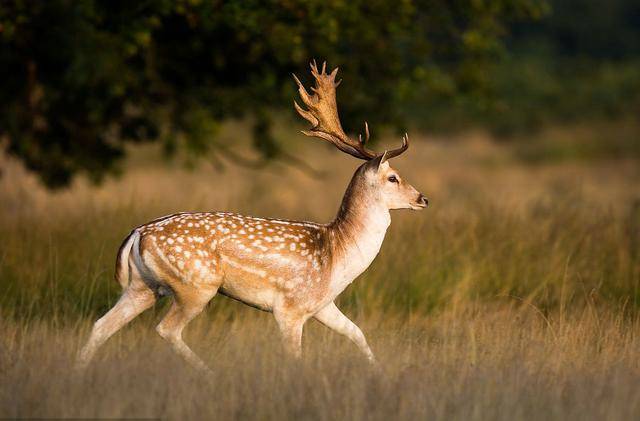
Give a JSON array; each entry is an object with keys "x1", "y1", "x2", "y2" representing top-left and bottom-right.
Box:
[{"x1": 314, "y1": 302, "x2": 377, "y2": 365}]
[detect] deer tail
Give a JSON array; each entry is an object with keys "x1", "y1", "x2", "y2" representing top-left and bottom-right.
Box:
[{"x1": 114, "y1": 229, "x2": 139, "y2": 289}]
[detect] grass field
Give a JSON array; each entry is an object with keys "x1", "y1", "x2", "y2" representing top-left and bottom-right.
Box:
[{"x1": 1, "y1": 121, "x2": 639, "y2": 419}]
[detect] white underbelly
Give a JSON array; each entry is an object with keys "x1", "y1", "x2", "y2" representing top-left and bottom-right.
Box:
[{"x1": 219, "y1": 275, "x2": 276, "y2": 311}]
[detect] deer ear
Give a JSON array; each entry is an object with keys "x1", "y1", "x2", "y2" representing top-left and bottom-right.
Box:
[{"x1": 368, "y1": 150, "x2": 389, "y2": 171}]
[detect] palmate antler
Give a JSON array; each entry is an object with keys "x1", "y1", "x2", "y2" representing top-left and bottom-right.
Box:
[{"x1": 293, "y1": 60, "x2": 408, "y2": 161}]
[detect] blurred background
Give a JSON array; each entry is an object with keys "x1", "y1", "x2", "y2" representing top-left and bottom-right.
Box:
[
  {"x1": 1, "y1": 0, "x2": 638, "y2": 312},
  {"x1": 0, "y1": 0, "x2": 638, "y2": 187},
  {"x1": 1, "y1": 2, "x2": 640, "y2": 419}
]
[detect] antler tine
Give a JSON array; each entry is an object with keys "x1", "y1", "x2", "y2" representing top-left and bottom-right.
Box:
[
  {"x1": 358, "y1": 121, "x2": 370, "y2": 146},
  {"x1": 292, "y1": 73, "x2": 315, "y2": 109},
  {"x1": 293, "y1": 60, "x2": 410, "y2": 161},
  {"x1": 385, "y1": 133, "x2": 410, "y2": 160},
  {"x1": 294, "y1": 100, "x2": 318, "y2": 127},
  {"x1": 364, "y1": 121, "x2": 370, "y2": 143}
]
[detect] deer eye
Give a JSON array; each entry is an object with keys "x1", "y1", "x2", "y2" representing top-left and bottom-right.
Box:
[{"x1": 387, "y1": 175, "x2": 398, "y2": 183}]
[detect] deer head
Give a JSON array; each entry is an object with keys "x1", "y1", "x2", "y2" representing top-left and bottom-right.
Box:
[{"x1": 294, "y1": 61, "x2": 428, "y2": 212}]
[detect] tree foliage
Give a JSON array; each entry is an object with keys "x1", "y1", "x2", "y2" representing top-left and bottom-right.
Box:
[{"x1": 0, "y1": 0, "x2": 545, "y2": 187}]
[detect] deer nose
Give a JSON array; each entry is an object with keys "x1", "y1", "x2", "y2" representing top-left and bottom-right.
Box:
[{"x1": 417, "y1": 193, "x2": 428, "y2": 207}]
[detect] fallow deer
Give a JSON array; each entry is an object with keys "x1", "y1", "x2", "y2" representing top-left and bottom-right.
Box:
[{"x1": 77, "y1": 61, "x2": 428, "y2": 372}]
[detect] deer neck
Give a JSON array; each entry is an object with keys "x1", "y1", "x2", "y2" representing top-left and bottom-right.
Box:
[{"x1": 326, "y1": 180, "x2": 390, "y2": 288}]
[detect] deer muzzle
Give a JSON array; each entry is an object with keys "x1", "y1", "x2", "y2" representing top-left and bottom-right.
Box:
[{"x1": 416, "y1": 193, "x2": 428, "y2": 208}]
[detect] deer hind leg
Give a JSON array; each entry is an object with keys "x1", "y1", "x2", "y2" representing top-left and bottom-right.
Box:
[
  {"x1": 314, "y1": 302, "x2": 377, "y2": 364},
  {"x1": 273, "y1": 308, "x2": 307, "y2": 359},
  {"x1": 156, "y1": 285, "x2": 218, "y2": 373},
  {"x1": 77, "y1": 280, "x2": 156, "y2": 369}
]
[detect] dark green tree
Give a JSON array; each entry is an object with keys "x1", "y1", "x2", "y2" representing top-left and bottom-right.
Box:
[{"x1": 0, "y1": 0, "x2": 545, "y2": 188}]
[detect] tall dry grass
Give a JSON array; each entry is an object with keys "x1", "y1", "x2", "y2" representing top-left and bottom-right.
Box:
[
  {"x1": 2, "y1": 305, "x2": 639, "y2": 420},
  {"x1": 0, "y1": 121, "x2": 639, "y2": 419}
]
